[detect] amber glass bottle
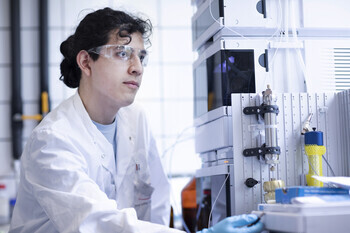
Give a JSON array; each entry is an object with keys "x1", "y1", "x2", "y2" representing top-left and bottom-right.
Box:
[
  {"x1": 169, "y1": 206, "x2": 174, "y2": 228},
  {"x1": 181, "y1": 177, "x2": 197, "y2": 232}
]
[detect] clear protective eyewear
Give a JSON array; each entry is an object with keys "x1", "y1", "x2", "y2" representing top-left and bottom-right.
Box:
[{"x1": 88, "y1": 44, "x2": 149, "y2": 67}]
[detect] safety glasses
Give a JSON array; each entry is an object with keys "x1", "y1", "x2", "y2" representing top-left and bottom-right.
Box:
[{"x1": 88, "y1": 44, "x2": 149, "y2": 67}]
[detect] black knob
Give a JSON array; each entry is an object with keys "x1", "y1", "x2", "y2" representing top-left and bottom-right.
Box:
[
  {"x1": 245, "y1": 178, "x2": 259, "y2": 188},
  {"x1": 312, "y1": 127, "x2": 316, "y2": 131}
]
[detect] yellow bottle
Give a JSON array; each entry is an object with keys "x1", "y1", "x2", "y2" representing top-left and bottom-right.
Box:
[{"x1": 304, "y1": 128, "x2": 326, "y2": 187}]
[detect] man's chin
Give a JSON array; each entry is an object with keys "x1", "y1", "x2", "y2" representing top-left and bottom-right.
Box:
[{"x1": 122, "y1": 97, "x2": 136, "y2": 107}]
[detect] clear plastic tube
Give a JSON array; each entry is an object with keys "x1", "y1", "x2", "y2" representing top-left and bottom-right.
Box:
[{"x1": 290, "y1": 0, "x2": 309, "y2": 91}]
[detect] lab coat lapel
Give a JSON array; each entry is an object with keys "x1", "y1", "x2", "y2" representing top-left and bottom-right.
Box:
[
  {"x1": 115, "y1": 109, "x2": 134, "y2": 191},
  {"x1": 73, "y1": 92, "x2": 116, "y2": 175}
]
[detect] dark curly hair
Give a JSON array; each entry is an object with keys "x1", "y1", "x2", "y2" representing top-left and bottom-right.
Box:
[{"x1": 59, "y1": 7, "x2": 153, "y2": 88}]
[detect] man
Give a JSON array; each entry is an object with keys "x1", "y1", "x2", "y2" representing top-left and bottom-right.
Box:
[{"x1": 10, "y1": 8, "x2": 263, "y2": 233}]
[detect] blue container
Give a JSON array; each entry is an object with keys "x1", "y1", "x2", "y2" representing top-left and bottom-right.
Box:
[
  {"x1": 305, "y1": 131, "x2": 323, "y2": 146},
  {"x1": 275, "y1": 186, "x2": 349, "y2": 204}
]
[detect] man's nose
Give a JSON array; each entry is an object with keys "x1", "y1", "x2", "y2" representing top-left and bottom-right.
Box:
[{"x1": 128, "y1": 54, "x2": 143, "y2": 76}]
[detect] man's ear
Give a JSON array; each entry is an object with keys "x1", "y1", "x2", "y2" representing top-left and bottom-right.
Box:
[{"x1": 76, "y1": 50, "x2": 91, "y2": 77}]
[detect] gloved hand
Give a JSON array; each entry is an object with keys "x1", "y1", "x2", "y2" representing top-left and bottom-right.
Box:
[{"x1": 198, "y1": 214, "x2": 263, "y2": 233}]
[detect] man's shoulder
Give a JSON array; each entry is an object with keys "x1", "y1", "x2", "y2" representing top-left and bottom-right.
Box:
[{"x1": 33, "y1": 96, "x2": 79, "y2": 135}]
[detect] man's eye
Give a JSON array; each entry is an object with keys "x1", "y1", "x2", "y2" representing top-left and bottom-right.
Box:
[{"x1": 116, "y1": 51, "x2": 128, "y2": 59}]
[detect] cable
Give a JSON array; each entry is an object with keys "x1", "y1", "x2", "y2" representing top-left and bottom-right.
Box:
[
  {"x1": 304, "y1": 152, "x2": 319, "y2": 176},
  {"x1": 322, "y1": 155, "x2": 336, "y2": 177},
  {"x1": 266, "y1": 0, "x2": 284, "y2": 41},
  {"x1": 169, "y1": 182, "x2": 191, "y2": 233},
  {"x1": 208, "y1": 0, "x2": 283, "y2": 41},
  {"x1": 165, "y1": 135, "x2": 195, "y2": 179},
  {"x1": 163, "y1": 126, "x2": 195, "y2": 181},
  {"x1": 162, "y1": 125, "x2": 195, "y2": 233},
  {"x1": 208, "y1": 0, "x2": 248, "y2": 40},
  {"x1": 263, "y1": 31, "x2": 283, "y2": 89},
  {"x1": 207, "y1": 0, "x2": 286, "y2": 92},
  {"x1": 162, "y1": 124, "x2": 194, "y2": 183},
  {"x1": 208, "y1": 173, "x2": 230, "y2": 228},
  {"x1": 261, "y1": 0, "x2": 284, "y2": 89},
  {"x1": 161, "y1": 125, "x2": 194, "y2": 159},
  {"x1": 289, "y1": 0, "x2": 309, "y2": 92},
  {"x1": 162, "y1": 135, "x2": 193, "y2": 160}
]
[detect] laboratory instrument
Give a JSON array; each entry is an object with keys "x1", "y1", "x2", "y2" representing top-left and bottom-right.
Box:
[{"x1": 191, "y1": 1, "x2": 350, "y2": 232}]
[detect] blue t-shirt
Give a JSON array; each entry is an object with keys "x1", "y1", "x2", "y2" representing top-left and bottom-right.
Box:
[{"x1": 92, "y1": 119, "x2": 117, "y2": 162}]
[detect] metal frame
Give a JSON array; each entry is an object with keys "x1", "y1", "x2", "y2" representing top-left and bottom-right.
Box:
[{"x1": 195, "y1": 91, "x2": 349, "y2": 219}]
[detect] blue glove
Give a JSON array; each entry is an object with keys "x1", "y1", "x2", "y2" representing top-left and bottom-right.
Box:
[{"x1": 198, "y1": 214, "x2": 263, "y2": 233}]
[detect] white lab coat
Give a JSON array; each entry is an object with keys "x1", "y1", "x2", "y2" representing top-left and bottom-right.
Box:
[{"x1": 9, "y1": 92, "x2": 183, "y2": 233}]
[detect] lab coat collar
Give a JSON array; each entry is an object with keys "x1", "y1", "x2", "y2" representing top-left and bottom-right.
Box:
[{"x1": 72, "y1": 92, "x2": 116, "y2": 175}]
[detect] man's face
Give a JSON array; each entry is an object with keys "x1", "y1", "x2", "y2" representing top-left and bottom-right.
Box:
[{"x1": 88, "y1": 32, "x2": 145, "y2": 109}]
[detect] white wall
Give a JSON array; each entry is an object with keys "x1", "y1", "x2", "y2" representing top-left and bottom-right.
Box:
[{"x1": 0, "y1": 0, "x2": 200, "y2": 218}]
